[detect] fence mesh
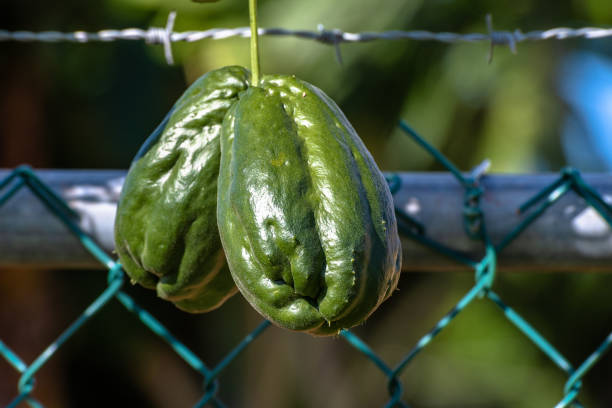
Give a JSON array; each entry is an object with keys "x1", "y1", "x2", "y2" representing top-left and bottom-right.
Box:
[{"x1": 1, "y1": 121, "x2": 611, "y2": 408}]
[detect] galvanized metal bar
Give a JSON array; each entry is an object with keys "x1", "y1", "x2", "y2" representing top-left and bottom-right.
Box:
[{"x1": 0, "y1": 169, "x2": 610, "y2": 272}]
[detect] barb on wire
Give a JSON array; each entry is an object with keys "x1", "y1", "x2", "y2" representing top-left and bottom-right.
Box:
[
  {"x1": 486, "y1": 14, "x2": 517, "y2": 63},
  {"x1": 145, "y1": 10, "x2": 176, "y2": 65},
  {"x1": 1, "y1": 12, "x2": 611, "y2": 64}
]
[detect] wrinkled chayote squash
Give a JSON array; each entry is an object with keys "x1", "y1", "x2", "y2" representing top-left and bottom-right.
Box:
[
  {"x1": 217, "y1": 75, "x2": 402, "y2": 335},
  {"x1": 114, "y1": 66, "x2": 250, "y2": 313}
]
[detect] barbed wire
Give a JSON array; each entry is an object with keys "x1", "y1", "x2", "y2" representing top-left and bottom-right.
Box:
[{"x1": 1, "y1": 12, "x2": 611, "y2": 64}]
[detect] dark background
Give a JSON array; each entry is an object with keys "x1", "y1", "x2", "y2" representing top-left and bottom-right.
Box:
[{"x1": 1, "y1": 0, "x2": 612, "y2": 407}]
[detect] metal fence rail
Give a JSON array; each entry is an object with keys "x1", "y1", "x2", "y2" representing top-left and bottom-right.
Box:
[
  {"x1": 1, "y1": 170, "x2": 611, "y2": 272},
  {"x1": 1, "y1": 122, "x2": 611, "y2": 408}
]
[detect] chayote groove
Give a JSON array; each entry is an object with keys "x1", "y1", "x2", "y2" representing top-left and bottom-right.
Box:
[
  {"x1": 114, "y1": 66, "x2": 250, "y2": 313},
  {"x1": 217, "y1": 75, "x2": 402, "y2": 335}
]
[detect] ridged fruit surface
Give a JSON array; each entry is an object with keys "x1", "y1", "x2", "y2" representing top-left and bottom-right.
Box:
[
  {"x1": 217, "y1": 75, "x2": 401, "y2": 335},
  {"x1": 114, "y1": 66, "x2": 250, "y2": 312}
]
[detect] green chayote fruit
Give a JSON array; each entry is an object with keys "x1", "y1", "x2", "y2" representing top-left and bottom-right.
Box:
[
  {"x1": 114, "y1": 66, "x2": 250, "y2": 313},
  {"x1": 217, "y1": 75, "x2": 402, "y2": 335}
]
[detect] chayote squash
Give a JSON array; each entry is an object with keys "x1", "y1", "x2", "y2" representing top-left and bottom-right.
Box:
[
  {"x1": 114, "y1": 66, "x2": 250, "y2": 313},
  {"x1": 217, "y1": 75, "x2": 402, "y2": 335}
]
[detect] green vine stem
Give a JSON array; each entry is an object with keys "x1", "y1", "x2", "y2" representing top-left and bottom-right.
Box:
[{"x1": 249, "y1": 0, "x2": 260, "y2": 86}]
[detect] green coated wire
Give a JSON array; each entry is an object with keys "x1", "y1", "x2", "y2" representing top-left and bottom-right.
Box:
[
  {"x1": 2, "y1": 121, "x2": 612, "y2": 408},
  {"x1": 474, "y1": 244, "x2": 496, "y2": 292},
  {"x1": 16, "y1": 274, "x2": 124, "y2": 394},
  {"x1": 114, "y1": 290, "x2": 210, "y2": 375},
  {"x1": 2, "y1": 352, "x2": 44, "y2": 408},
  {"x1": 0, "y1": 167, "x2": 277, "y2": 408},
  {"x1": 21, "y1": 166, "x2": 80, "y2": 220},
  {"x1": 194, "y1": 379, "x2": 226, "y2": 408},
  {"x1": 194, "y1": 320, "x2": 271, "y2": 408},
  {"x1": 0, "y1": 168, "x2": 124, "y2": 405},
  {"x1": 556, "y1": 173, "x2": 612, "y2": 407},
  {"x1": 572, "y1": 183, "x2": 612, "y2": 226},
  {"x1": 341, "y1": 330, "x2": 394, "y2": 376},
  {"x1": 398, "y1": 120, "x2": 487, "y2": 240},
  {"x1": 340, "y1": 330, "x2": 408, "y2": 408},
  {"x1": 486, "y1": 291, "x2": 573, "y2": 373},
  {"x1": 493, "y1": 166, "x2": 612, "y2": 408},
  {"x1": 397, "y1": 221, "x2": 478, "y2": 268},
  {"x1": 0, "y1": 339, "x2": 27, "y2": 372},
  {"x1": 0, "y1": 169, "x2": 221, "y2": 406},
  {"x1": 386, "y1": 172, "x2": 477, "y2": 268},
  {"x1": 391, "y1": 275, "x2": 490, "y2": 377},
  {"x1": 389, "y1": 121, "x2": 611, "y2": 407},
  {"x1": 556, "y1": 391, "x2": 581, "y2": 408},
  {"x1": 207, "y1": 320, "x2": 271, "y2": 381},
  {"x1": 575, "y1": 177, "x2": 612, "y2": 212},
  {"x1": 518, "y1": 173, "x2": 569, "y2": 213},
  {"x1": 398, "y1": 120, "x2": 467, "y2": 185},
  {"x1": 496, "y1": 180, "x2": 573, "y2": 252},
  {"x1": 555, "y1": 330, "x2": 612, "y2": 408},
  {"x1": 17, "y1": 168, "x2": 115, "y2": 267},
  {"x1": 11, "y1": 390, "x2": 51, "y2": 407},
  {"x1": 564, "y1": 326, "x2": 612, "y2": 395},
  {"x1": 0, "y1": 178, "x2": 25, "y2": 207}
]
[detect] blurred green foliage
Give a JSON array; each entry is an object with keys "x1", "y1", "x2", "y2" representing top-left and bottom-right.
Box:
[{"x1": 1, "y1": 0, "x2": 611, "y2": 407}]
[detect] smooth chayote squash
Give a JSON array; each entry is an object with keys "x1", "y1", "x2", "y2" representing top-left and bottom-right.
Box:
[
  {"x1": 217, "y1": 75, "x2": 402, "y2": 335},
  {"x1": 114, "y1": 66, "x2": 250, "y2": 313}
]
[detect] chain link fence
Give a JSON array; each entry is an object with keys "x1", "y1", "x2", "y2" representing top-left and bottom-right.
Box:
[{"x1": 1, "y1": 121, "x2": 611, "y2": 407}]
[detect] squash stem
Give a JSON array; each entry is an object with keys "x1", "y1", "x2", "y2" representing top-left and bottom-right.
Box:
[{"x1": 249, "y1": 0, "x2": 260, "y2": 86}]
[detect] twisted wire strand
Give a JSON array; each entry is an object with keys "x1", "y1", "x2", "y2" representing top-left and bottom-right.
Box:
[
  {"x1": 2, "y1": 24, "x2": 611, "y2": 44},
  {"x1": 1, "y1": 11, "x2": 611, "y2": 65}
]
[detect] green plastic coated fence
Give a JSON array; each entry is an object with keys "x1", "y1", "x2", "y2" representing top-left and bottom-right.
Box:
[{"x1": 1, "y1": 121, "x2": 611, "y2": 408}]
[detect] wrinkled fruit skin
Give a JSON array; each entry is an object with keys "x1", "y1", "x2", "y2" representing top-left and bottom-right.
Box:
[
  {"x1": 218, "y1": 75, "x2": 402, "y2": 335},
  {"x1": 114, "y1": 66, "x2": 250, "y2": 313}
]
